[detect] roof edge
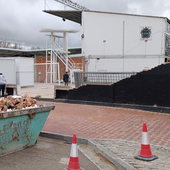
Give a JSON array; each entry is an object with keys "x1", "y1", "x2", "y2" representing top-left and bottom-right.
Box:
[
  {"x1": 85, "y1": 10, "x2": 170, "y2": 22},
  {"x1": 43, "y1": 9, "x2": 170, "y2": 22}
]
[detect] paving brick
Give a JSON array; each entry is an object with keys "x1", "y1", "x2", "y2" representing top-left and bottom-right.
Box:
[
  {"x1": 40, "y1": 101, "x2": 170, "y2": 147},
  {"x1": 39, "y1": 101, "x2": 170, "y2": 170}
]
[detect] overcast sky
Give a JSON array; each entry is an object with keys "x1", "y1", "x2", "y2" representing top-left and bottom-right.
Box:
[{"x1": 0, "y1": 0, "x2": 170, "y2": 49}]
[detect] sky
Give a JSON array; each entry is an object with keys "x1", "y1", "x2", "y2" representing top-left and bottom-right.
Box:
[{"x1": 0, "y1": 0, "x2": 170, "y2": 49}]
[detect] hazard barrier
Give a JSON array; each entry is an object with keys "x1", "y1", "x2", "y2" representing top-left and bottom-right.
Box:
[
  {"x1": 134, "y1": 122, "x2": 158, "y2": 161},
  {"x1": 63, "y1": 133, "x2": 84, "y2": 170}
]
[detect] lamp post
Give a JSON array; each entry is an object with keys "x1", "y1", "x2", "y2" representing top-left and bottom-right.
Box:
[{"x1": 103, "y1": 40, "x2": 106, "y2": 58}]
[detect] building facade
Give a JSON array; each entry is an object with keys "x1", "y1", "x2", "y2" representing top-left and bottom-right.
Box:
[
  {"x1": 45, "y1": 10, "x2": 170, "y2": 73},
  {"x1": 81, "y1": 11, "x2": 170, "y2": 72}
]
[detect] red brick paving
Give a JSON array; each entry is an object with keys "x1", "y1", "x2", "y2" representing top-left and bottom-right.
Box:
[{"x1": 39, "y1": 101, "x2": 170, "y2": 147}]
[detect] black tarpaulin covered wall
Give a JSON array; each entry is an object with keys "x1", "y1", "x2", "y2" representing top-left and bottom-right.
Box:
[{"x1": 57, "y1": 63, "x2": 170, "y2": 107}]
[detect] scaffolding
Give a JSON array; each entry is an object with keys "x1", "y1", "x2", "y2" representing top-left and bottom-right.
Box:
[
  {"x1": 40, "y1": 29, "x2": 81, "y2": 83},
  {"x1": 54, "y1": 0, "x2": 89, "y2": 10}
]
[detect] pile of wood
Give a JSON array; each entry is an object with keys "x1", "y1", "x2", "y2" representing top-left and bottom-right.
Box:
[{"x1": 0, "y1": 94, "x2": 37, "y2": 112}]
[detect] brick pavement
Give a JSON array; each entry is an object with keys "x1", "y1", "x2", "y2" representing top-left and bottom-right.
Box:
[{"x1": 39, "y1": 101, "x2": 170, "y2": 147}]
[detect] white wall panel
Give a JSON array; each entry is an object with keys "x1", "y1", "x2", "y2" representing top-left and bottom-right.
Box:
[
  {"x1": 87, "y1": 57, "x2": 163, "y2": 72},
  {"x1": 82, "y1": 11, "x2": 166, "y2": 72},
  {"x1": 16, "y1": 57, "x2": 34, "y2": 87},
  {"x1": 82, "y1": 12, "x2": 166, "y2": 56},
  {"x1": 0, "y1": 59, "x2": 16, "y2": 84}
]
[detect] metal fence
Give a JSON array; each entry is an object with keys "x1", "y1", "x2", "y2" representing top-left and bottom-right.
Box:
[{"x1": 74, "y1": 72, "x2": 136, "y2": 87}]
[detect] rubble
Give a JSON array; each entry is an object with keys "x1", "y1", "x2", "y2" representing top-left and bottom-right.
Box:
[
  {"x1": 35, "y1": 94, "x2": 41, "y2": 98},
  {"x1": 0, "y1": 94, "x2": 37, "y2": 112}
]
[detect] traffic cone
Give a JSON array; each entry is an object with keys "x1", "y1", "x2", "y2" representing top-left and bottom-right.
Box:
[
  {"x1": 64, "y1": 133, "x2": 84, "y2": 170},
  {"x1": 134, "y1": 122, "x2": 158, "y2": 161}
]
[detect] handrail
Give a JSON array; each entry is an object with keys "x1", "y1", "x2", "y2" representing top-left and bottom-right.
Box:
[
  {"x1": 54, "y1": 43, "x2": 75, "y2": 65},
  {"x1": 52, "y1": 42, "x2": 82, "y2": 71}
]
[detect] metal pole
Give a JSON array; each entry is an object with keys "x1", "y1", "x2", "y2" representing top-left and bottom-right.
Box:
[
  {"x1": 63, "y1": 32, "x2": 68, "y2": 72},
  {"x1": 44, "y1": 0, "x2": 46, "y2": 10},
  {"x1": 145, "y1": 40, "x2": 147, "y2": 58},
  {"x1": 122, "y1": 21, "x2": 125, "y2": 72},
  {"x1": 160, "y1": 21, "x2": 165, "y2": 65},
  {"x1": 50, "y1": 34, "x2": 53, "y2": 84},
  {"x1": 58, "y1": 63, "x2": 60, "y2": 85},
  {"x1": 52, "y1": 36, "x2": 56, "y2": 83},
  {"x1": 46, "y1": 36, "x2": 47, "y2": 83},
  {"x1": 34, "y1": 55, "x2": 37, "y2": 83},
  {"x1": 103, "y1": 40, "x2": 106, "y2": 57}
]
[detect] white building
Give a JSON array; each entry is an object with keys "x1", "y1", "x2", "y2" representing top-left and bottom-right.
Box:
[
  {"x1": 0, "y1": 57, "x2": 34, "y2": 87},
  {"x1": 44, "y1": 10, "x2": 170, "y2": 72}
]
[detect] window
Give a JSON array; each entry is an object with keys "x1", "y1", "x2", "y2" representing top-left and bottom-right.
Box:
[
  {"x1": 167, "y1": 22, "x2": 170, "y2": 34},
  {"x1": 165, "y1": 35, "x2": 170, "y2": 56}
]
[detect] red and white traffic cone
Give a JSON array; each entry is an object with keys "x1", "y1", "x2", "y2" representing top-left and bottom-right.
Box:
[
  {"x1": 134, "y1": 122, "x2": 158, "y2": 161},
  {"x1": 64, "y1": 133, "x2": 84, "y2": 170}
]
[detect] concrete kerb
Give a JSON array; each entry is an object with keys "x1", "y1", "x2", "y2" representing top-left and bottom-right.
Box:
[
  {"x1": 40, "y1": 131, "x2": 137, "y2": 170},
  {"x1": 40, "y1": 131, "x2": 88, "y2": 144},
  {"x1": 36, "y1": 98, "x2": 170, "y2": 114}
]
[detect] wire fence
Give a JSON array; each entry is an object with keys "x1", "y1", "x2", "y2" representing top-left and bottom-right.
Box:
[{"x1": 74, "y1": 72, "x2": 136, "y2": 87}]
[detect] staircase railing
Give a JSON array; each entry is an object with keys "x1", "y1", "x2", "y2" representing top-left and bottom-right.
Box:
[{"x1": 52, "y1": 42, "x2": 82, "y2": 71}]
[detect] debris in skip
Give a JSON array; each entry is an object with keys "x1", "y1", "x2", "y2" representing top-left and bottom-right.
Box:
[{"x1": 0, "y1": 94, "x2": 37, "y2": 112}]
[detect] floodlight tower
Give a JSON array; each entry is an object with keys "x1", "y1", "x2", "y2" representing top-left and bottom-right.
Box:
[{"x1": 54, "y1": 0, "x2": 89, "y2": 10}]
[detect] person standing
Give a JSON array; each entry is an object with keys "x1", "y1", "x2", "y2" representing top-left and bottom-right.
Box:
[
  {"x1": 0, "y1": 73, "x2": 6, "y2": 97},
  {"x1": 63, "y1": 72, "x2": 69, "y2": 86}
]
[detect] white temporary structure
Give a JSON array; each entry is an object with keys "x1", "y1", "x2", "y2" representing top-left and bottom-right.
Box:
[
  {"x1": 81, "y1": 11, "x2": 170, "y2": 72},
  {"x1": 0, "y1": 57, "x2": 34, "y2": 87},
  {"x1": 0, "y1": 58, "x2": 16, "y2": 84},
  {"x1": 44, "y1": 3, "x2": 170, "y2": 73}
]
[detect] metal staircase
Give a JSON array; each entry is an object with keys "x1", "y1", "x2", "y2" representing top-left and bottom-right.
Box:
[
  {"x1": 40, "y1": 29, "x2": 82, "y2": 83},
  {"x1": 52, "y1": 42, "x2": 82, "y2": 83},
  {"x1": 52, "y1": 42, "x2": 81, "y2": 71}
]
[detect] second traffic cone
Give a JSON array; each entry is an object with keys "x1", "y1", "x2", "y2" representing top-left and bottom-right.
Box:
[
  {"x1": 64, "y1": 133, "x2": 84, "y2": 170},
  {"x1": 134, "y1": 122, "x2": 158, "y2": 161}
]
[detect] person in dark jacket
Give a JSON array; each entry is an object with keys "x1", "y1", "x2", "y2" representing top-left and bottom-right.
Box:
[
  {"x1": 0, "y1": 73, "x2": 6, "y2": 97},
  {"x1": 63, "y1": 72, "x2": 69, "y2": 86}
]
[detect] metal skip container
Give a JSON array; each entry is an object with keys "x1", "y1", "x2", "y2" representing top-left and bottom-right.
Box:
[{"x1": 0, "y1": 105, "x2": 55, "y2": 155}]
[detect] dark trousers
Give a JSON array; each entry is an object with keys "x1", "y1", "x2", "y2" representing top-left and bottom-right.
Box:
[
  {"x1": 64, "y1": 81, "x2": 68, "y2": 86},
  {"x1": 0, "y1": 84, "x2": 5, "y2": 97}
]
